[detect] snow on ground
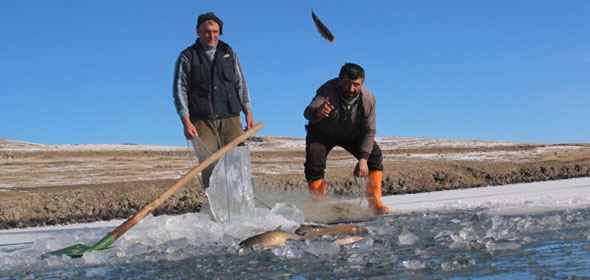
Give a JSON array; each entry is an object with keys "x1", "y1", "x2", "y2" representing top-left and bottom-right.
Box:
[
  {"x1": 0, "y1": 135, "x2": 578, "y2": 153},
  {"x1": 247, "y1": 135, "x2": 528, "y2": 152},
  {"x1": 1, "y1": 142, "x2": 186, "y2": 152},
  {"x1": 247, "y1": 136, "x2": 585, "y2": 165},
  {"x1": 375, "y1": 136, "x2": 525, "y2": 149},
  {"x1": 382, "y1": 177, "x2": 590, "y2": 215},
  {"x1": 2, "y1": 177, "x2": 590, "y2": 246},
  {"x1": 2, "y1": 136, "x2": 580, "y2": 161},
  {"x1": 3, "y1": 135, "x2": 586, "y2": 186},
  {"x1": 383, "y1": 145, "x2": 579, "y2": 163},
  {"x1": 248, "y1": 135, "x2": 306, "y2": 151}
]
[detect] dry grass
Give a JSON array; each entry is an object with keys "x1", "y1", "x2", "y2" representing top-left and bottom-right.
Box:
[{"x1": 1, "y1": 136, "x2": 589, "y2": 228}]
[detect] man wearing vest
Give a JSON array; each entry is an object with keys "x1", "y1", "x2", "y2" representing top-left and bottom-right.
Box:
[
  {"x1": 173, "y1": 12, "x2": 254, "y2": 188},
  {"x1": 304, "y1": 63, "x2": 389, "y2": 214}
]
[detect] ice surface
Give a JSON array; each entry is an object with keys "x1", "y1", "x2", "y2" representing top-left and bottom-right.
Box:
[
  {"x1": 381, "y1": 177, "x2": 590, "y2": 215},
  {"x1": 2, "y1": 177, "x2": 590, "y2": 278}
]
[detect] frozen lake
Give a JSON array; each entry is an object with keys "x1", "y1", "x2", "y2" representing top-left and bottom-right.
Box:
[{"x1": 1, "y1": 177, "x2": 590, "y2": 279}]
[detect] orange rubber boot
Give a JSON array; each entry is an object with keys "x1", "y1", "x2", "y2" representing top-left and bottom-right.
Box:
[
  {"x1": 367, "y1": 171, "x2": 389, "y2": 214},
  {"x1": 307, "y1": 179, "x2": 326, "y2": 202}
]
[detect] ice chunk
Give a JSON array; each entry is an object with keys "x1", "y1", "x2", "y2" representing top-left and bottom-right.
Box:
[
  {"x1": 306, "y1": 241, "x2": 340, "y2": 257},
  {"x1": 269, "y1": 202, "x2": 305, "y2": 224},
  {"x1": 402, "y1": 260, "x2": 426, "y2": 270},
  {"x1": 162, "y1": 238, "x2": 190, "y2": 254},
  {"x1": 434, "y1": 230, "x2": 453, "y2": 241},
  {"x1": 450, "y1": 233, "x2": 470, "y2": 249},
  {"x1": 458, "y1": 228, "x2": 479, "y2": 242},
  {"x1": 441, "y1": 258, "x2": 476, "y2": 271},
  {"x1": 398, "y1": 231, "x2": 420, "y2": 245},
  {"x1": 352, "y1": 236, "x2": 374, "y2": 249},
  {"x1": 82, "y1": 249, "x2": 109, "y2": 264},
  {"x1": 485, "y1": 240, "x2": 521, "y2": 251},
  {"x1": 270, "y1": 240, "x2": 305, "y2": 259},
  {"x1": 347, "y1": 253, "x2": 363, "y2": 264},
  {"x1": 206, "y1": 146, "x2": 256, "y2": 223},
  {"x1": 441, "y1": 262, "x2": 454, "y2": 271}
]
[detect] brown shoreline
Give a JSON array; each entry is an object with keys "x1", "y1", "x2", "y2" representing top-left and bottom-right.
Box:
[{"x1": 1, "y1": 137, "x2": 589, "y2": 229}]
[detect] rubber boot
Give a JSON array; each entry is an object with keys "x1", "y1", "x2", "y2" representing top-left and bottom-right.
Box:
[
  {"x1": 307, "y1": 179, "x2": 327, "y2": 202},
  {"x1": 367, "y1": 171, "x2": 389, "y2": 214}
]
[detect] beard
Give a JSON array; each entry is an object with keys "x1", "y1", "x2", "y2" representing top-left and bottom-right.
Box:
[{"x1": 342, "y1": 90, "x2": 360, "y2": 100}]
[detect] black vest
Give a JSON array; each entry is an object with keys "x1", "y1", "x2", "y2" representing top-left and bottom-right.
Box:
[{"x1": 183, "y1": 40, "x2": 242, "y2": 122}]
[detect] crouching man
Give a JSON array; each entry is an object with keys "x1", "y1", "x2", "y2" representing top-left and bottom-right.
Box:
[{"x1": 303, "y1": 63, "x2": 389, "y2": 214}]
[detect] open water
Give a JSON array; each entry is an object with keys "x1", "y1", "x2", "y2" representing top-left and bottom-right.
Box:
[{"x1": 1, "y1": 206, "x2": 590, "y2": 279}]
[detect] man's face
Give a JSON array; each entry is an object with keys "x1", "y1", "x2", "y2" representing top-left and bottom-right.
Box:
[
  {"x1": 197, "y1": 20, "x2": 220, "y2": 47},
  {"x1": 339, "y1": 77, "x2": 364, "y2": 99}
]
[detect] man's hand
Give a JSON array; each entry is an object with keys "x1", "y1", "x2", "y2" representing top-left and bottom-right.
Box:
[
  {"x1": 244, "y1": 109, "x2": 254, "y2": 131},
  {"x1": 317, "y1": 100, "x2": 335, "y2": 118},
  {"x1": 181, "y1": 116, "x2": 198, "y2": 140},
  {"x1": 354, "y1": 159, "x2": 369, "y2": 177}
]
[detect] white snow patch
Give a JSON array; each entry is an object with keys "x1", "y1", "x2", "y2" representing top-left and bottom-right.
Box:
[{"x1": 382, "y1": 177, "x2": 590, "y2": 215}]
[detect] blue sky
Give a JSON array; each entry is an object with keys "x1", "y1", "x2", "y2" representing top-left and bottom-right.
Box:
[{"x1": 1, "y1": 0, "x2": 589, "y2": 145}]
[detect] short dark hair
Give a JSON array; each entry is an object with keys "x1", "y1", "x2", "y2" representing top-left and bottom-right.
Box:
[{"x1": 339, "y1": 63, "x2": 365, "y2": 81}]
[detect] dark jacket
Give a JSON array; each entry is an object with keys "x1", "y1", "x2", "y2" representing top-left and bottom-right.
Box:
[
  {"x1": 174, "y1": 39, "x2": 243, "y2": 122},
  {"x1": 304, "y1": 78, "x2": 377, "y2": 159}
]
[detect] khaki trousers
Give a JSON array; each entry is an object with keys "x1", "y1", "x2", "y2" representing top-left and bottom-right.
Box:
[{"x1": 191, "y1": 116, "x2": 244, "y2": 189}]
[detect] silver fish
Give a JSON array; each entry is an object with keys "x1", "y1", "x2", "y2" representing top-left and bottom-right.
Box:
[
  {"x1": 302, "y1": 224, "x2": 369, "y2": 241},
  {"x1": 295, "y1": 224, "x2": 328, "y2": 236},
  {"x1": 240, "y1": 226, "x2": 303, "y2": 248}
]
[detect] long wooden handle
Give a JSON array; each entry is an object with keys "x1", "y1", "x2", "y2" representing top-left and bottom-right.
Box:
[{"x1": 109, "y1": 122, "x2": 265, "y2": 239}]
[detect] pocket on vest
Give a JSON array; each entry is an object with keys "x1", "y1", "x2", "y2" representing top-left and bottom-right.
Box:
[
  {"x1": 227, "y1": 91, "x2": 241, "y2": 114},
  {"x1": 188, "y1": 92, "x2": 210, "y2": 116},
  {"x1": 221, "y1": 65, "x2": 235, "y2": 81}
]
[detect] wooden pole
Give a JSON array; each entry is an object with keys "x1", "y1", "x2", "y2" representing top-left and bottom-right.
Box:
[{"x1": 109, "y1": 122, "x2": 264, "y2": 239}]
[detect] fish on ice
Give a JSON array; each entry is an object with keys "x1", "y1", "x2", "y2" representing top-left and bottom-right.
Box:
[{"x1": 241, "y1": 224, "x2": 368, "y2": 249}]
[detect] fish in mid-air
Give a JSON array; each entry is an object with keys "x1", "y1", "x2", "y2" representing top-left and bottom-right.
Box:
[{"x1": 311, "y1": 9, "x2": 335, "y2": 43}]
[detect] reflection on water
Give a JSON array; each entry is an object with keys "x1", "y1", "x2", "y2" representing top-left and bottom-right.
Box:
[{"x1": 2, "y1": 208, "x2": 590, "y2": 279}]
